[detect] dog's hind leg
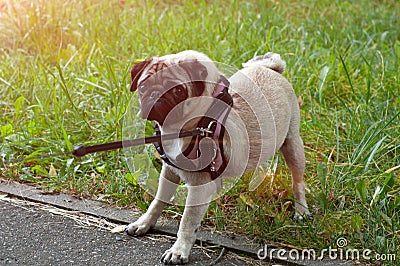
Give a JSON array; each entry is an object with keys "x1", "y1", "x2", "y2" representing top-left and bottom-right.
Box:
[
  {"x1": 127, "y1": 165, "x2": 179, "y2": 236},
  {"x1": 280, "y1": 135, "x2": 310, "y2": 219}
]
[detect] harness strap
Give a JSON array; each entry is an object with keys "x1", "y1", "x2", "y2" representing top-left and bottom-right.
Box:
[{"x1": 153, "y1": 76, "x2": 233, "y2": 179}]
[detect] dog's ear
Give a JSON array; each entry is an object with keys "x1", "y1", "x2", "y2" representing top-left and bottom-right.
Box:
[{"x1": 130, "y1": 59, "x2": 152, "y2": 92}]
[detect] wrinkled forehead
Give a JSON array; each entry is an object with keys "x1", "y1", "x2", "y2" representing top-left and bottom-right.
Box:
[{"x1": 138, "y1": 56, "x2": 203, "y2": 88}]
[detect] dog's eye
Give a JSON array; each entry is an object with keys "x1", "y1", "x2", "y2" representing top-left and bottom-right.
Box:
[
  {"x1": 138, "y1": 84, "x2": 147, "y2": 97},
  {"x1": 173, "y1": 85, "x2": 186, "y2": 99},
  {"x1": 138, "y1": 84, "x2": 147, "y2": 92}
]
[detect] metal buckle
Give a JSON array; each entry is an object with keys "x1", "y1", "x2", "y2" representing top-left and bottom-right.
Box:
[
  {"x1": 210, "y1": 159, "x2": 216, "y2": 172},
  {"x1": 197, "y1": 121, "x2": 216, "y2": 137}
]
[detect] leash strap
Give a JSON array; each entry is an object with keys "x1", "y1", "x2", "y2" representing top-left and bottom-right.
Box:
[
  {"x1": 0, "y1": 129, "x2": 204, "y2": 166},
  {"x1": 72, "y1": 128, "x2": 203, "y2": 157}
]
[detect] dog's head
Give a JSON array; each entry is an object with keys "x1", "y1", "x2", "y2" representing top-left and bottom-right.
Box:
[{"x1": 130, "y1": 51, "x2": 221, "y2": 126}]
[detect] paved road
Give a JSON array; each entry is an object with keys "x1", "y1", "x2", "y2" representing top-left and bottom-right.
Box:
[{"x1": 0, "y1": 195, "x2": 268, "y2": 266}]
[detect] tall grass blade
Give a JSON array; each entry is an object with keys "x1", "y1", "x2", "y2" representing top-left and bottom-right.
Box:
[
  {"x1": 339, "y1": 54, "x2": 355, "y2": 95},
  {"x1": 364, "y1": 136, "x2": 386, "y2": 172}
]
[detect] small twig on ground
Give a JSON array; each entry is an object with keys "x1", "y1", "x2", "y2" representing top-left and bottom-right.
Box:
[{"x1": 209, "y1": 247, "x2": 226, "y2": 265}]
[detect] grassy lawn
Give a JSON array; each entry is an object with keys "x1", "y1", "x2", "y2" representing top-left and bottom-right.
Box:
[{"x1": 0, "y1": 0, "x2": 399, "y2": 262}]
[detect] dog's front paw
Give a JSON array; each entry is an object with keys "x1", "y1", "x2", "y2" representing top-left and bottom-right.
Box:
[
  {"x1": 294, "y1": 203, "x2": 311, "y2": 220},
  {"x1": 161, "y1": 241, "x2": 192, "y2": 265},
  {"x1": 126, "y1": 215, "x2": 155, "y2": 236},
  {"x1": 294, "y1": 211, "x2": 311, "y2": 220}
]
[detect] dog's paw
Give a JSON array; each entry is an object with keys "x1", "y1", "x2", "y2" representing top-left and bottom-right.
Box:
[
  {"x1": 126, "y1": 216, "x2": 155, "y2": 236},
  {"x1": 161, "y1": 242, "x2": 191, "y2": 265},
  {"x1": 294, "y1": 209, "x2": 312, "y2": 221},
  {"x1": 294, "y1": 212, "x2": 311, "y2": 221},
  {"x1": 293, "y1": 202, "x2": 311, "y2": 221}
]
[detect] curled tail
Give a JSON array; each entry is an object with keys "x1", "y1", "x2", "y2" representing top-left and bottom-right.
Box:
[{"x1": 242, "y1": 52, "x2": 286, "y2": 74}]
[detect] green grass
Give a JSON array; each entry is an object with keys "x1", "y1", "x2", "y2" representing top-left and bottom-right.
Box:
[{"x1": 0, "y1": 0, "x2": 399, "y2": 263}]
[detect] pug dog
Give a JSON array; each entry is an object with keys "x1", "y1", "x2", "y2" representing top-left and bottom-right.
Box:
[{"x1": 127, "y1": 50, "x2": 310, "y2": 264}]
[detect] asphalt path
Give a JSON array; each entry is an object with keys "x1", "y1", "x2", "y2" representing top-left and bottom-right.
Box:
[{"x1": 0, "y1": 195, "x2": 268, "y2": 266}]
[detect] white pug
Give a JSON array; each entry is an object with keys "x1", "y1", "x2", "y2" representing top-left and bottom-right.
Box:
[{"x1": 126, "y1": 50, "x2": 310, "y2": 264}]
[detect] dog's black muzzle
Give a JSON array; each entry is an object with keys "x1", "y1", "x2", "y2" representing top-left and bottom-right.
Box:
[
  {"x1": 141, "y1": 98, "x2": 174, "y2": 125},
  {"x1": 140, "y1": 86, "x2": 188, "y2": 125}
]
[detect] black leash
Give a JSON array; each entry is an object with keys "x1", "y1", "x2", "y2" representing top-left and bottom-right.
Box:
[
  {"x1": 72, "y1": 128, "x2": 206, "y2": 157},
  {"x1": 0, "y1": 128, "x2": 206, "y2": 166}
]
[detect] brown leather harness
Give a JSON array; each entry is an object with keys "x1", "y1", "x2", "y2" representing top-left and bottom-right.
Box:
[{"x1": 153, "y1": 76, "x2": 233, "y2": 179}]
